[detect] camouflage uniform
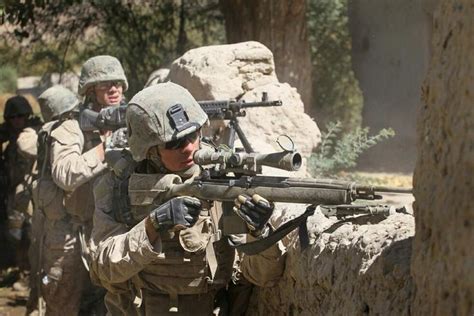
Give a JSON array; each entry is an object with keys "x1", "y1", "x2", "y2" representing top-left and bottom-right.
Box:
[
  {"x1": 34, "y1": 56, "x2": 128, "y2": 316},
  {"x1": 39, "y1": 118, "x2": 106, "y2": 315},
  {"x1": 0, "y1": 96, "x2": 42, "y2": 270},
  {"x1": 90, "y1": 83, "x2": 285, "y2": 315},
  {"x1": 18, "y1": 125, "x2": 42, "y2": 313}
]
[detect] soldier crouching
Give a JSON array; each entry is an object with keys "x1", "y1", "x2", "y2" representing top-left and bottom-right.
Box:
[{"x1": 90, "y1": 82, "x2": 285, "y2": 315}]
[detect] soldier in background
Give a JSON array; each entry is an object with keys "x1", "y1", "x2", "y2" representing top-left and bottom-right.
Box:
[
  {"x1": 90, "y1": 83, "x2": 285, "y2": 315},
  {"x1": 25, "y1": 85, "x2": 80, "y2": 314},
  {"x1": 0, "y1": 95, "x2": 42, "y2": 270},
  {"x1": 34, "y1": 55, "x2": 128, "y2": 315}
]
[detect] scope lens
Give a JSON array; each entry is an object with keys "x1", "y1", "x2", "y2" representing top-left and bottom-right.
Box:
[{"x1": 292, "y1": 153, "x2": 302, "y2": 170}]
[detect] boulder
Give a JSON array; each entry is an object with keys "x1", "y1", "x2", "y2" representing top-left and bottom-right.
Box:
[
  {"x1": 237, "y1": 83, "x2": 320, "y2": 158},
  {"x1": 168, "y1": 41, "x2": 320, "y2": 175},
  {"x1": 145, "y1": 68, "x2": 170, "y2": 87},
  {"x1": 169, "y1": 41, "x2": 278, "y2": 100}
]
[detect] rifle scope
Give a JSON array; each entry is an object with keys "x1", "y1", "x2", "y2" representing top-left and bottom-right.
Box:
[{"x1": 193, "y1": 148, "x2": 302, "y2": 172}]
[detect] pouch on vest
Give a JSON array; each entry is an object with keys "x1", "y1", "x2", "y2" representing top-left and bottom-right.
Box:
[
  {"x1": 32, "y1": 178, "x2": 67, "y2": 221},
  {"x1": 179, "y1": 217, "x2": 213, "y2": 254}
]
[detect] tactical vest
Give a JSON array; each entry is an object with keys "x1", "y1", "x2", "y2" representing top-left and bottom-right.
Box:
[
  {"x1": 32, "y1": 121, "x2": 67, "y2": 221},
  {"x1": 110, "y1": 158, "x2": 235, "y2": 300}
]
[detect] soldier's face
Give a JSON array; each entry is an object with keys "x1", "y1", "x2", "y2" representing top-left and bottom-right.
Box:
[
  {"x1": 94, "y1": 81, "x2": 123, "y2": 107},
  {"x1": 8, "y1": 115, "x2": 27, "y2": 131},
  {"x1": 158, "y1": 134, "x2": 200, "y2": 172}
]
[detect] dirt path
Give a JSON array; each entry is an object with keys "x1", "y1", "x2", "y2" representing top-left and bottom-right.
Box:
[{"x1": 0, "y1": 287, "x2": 27, "y2": 316}]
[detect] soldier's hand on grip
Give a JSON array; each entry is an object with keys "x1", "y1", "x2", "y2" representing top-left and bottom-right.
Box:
[
  {"x1": 233, "y1": 194, "x2": 274, "y2": 237},
  {"x1": 149, "y1": 196, "x2": 201, "y2": 233}
]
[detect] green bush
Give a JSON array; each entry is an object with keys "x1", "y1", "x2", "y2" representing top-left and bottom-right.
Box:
[
  {"x1": 0, "y1": 66, "x2": 17, "y2": 94},
  {"x1": 309, "y1": 121, "x2": 395, "y2": 177}
]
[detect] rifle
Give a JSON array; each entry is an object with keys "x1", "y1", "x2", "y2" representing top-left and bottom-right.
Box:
[
  {"x1": 163, "y1": 146, "x2": 412, "y2": 254},
  {"x1": 168, "y1": 146, "x2": 410, "y2": 208},
  {"x1": 316, "y1": 204, "x2": 408, "y2": 218},
  {"x1": 76, "y1": 93, "x2": 282, "y2": 153},
  {"x1": 198, "y1": 92, "x2": 282, "y2": 152},
  {"x1": 78, "y1": 105, "x2": 127, "y2": 132}
]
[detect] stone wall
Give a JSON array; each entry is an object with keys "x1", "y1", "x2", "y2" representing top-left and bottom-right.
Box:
[
  {"x1": 248, "y1": 205, "x2": 414, "y2": 315},
  {"x1": 411, "y1": 0, "x2": 474, "y2": 314}
]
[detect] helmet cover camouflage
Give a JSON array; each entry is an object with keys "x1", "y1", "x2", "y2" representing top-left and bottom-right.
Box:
[
  {"x1": 38, "y1": 85, "x2": 79, "y2": 122},
  {"x1": 4, "y1": 95, "x2": 33, "y2": 119},
  {"x1": 126, "y1": 82, "x2": 208, "y2": 161},
  {"x1": 78, "y1": 55, "x2": 128, "y2": 96}
]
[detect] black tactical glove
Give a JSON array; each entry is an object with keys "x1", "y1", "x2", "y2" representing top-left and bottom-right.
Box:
[
  {"x1": 96, "y1": 105, "x2": 127, "y2": 130},
  {"x1": 79, "y1": 106, "x2": 127, "y2": 132},
  {"x1": 233, "y1": 194, "x2": 274, "y2": 237},
  {"x1": 149, "y1": 197, "x2": 202, "y2": 233}
]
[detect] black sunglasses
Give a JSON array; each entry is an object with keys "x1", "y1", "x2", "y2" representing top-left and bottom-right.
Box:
[{"x1": 164, "y1": 131, "x2": 200, "y2": 150}]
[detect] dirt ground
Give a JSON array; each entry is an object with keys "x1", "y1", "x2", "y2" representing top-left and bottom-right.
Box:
[{"x1": 0, "y1": 271, "x2": 28, "y2": 316}]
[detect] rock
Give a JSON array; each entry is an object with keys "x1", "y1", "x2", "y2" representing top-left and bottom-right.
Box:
[
  {"x1": 145, "y1": 68, "x2": 170, "y2": 87},
  {"x1": 248, "y1": 211, "x2": 415, "y2": 315},
  {"x1": 411, "y1": 0, "x2": 474, "y2": 314},
  {"x1": 169, "y1": 41, "x2": 278, "y2": 100},
  {"x1": 167, "y1": 42, "x2": 320, "y2": 175},
  {"x1": 237, "y1": 83, "x2": 320, "y2": 158}
]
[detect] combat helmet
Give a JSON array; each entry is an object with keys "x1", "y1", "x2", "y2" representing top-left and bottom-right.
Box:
[
  {"x1": 4, "y1": 95, "x2": 33, "y2": 120},
  {"x1": 38, "y1": 85, "x2": 80, "y2": 122},
  {"x1": 78, "y1": 55, "x2": 128, "y2": 96},
  {"x1": 126, "y1": 82, "x2": 208, "y2": 161}
]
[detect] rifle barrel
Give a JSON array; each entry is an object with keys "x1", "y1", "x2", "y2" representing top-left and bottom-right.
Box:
[
  {"x1": 373, "y1": 186, "x2": 413, "y2": 194},
  {"x1": 237, "y1": 100, "x2": 283, "y2": 108}
]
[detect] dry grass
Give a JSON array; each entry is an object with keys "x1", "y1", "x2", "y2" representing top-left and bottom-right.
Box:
[{"x1": 337, "y1": 171, "x2": 413, "y2": 188}]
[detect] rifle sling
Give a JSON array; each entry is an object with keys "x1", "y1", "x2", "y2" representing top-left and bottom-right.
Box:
[{"x1": 228, "y1": 205, "x2": 315, "y2": 255}]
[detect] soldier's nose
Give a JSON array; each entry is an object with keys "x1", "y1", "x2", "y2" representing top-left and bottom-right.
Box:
[{"x1": 180, "y1": 140, "x2": 194, "y2": 153}]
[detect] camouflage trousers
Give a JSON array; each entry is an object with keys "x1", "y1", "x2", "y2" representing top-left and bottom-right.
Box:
[
  {"x1": 103, "y1": 280, "x2": 253, "y2": 316},
  {"x1": 40, "y1": 217, "x2": 105, "y2": 316}
]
